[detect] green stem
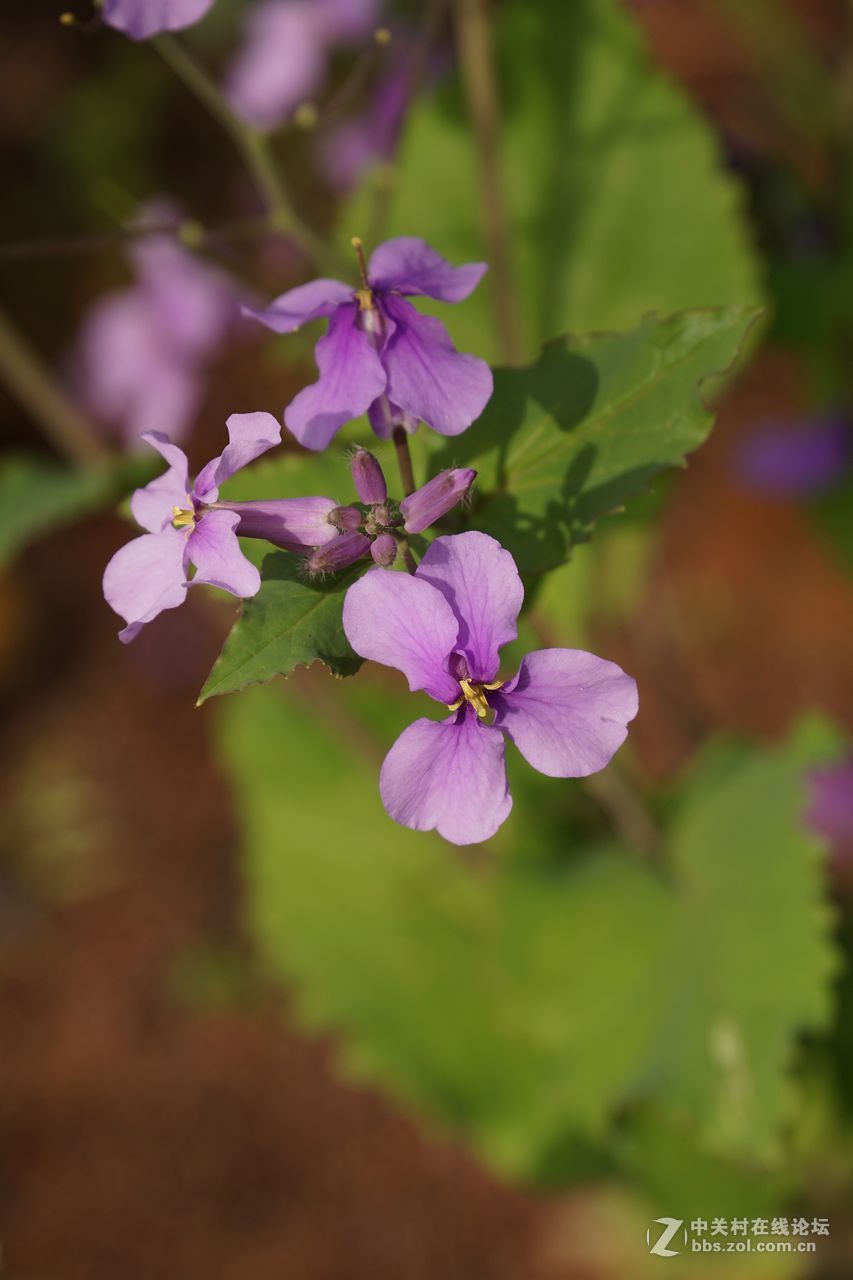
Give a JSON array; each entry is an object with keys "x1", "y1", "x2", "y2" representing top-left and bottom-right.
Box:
[
  {"x1": 0, "y1": 308, "x2": 108, "y2": 466},
  {"x1": 392, "y1": 426, "x2": 416, "y2": 496},
  {"x1": 152, "y1": 34, "x2": 346, "y2": 276},
  {"x1": 453, "y1": 0, "x2": 521, "y2": 364}
]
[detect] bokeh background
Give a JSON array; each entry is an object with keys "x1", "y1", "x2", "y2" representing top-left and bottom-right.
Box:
[{"x1": 2, "y1": 0, "x2": 853, "y2": 1276}]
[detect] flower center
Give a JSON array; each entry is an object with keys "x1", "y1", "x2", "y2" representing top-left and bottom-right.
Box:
[
  {"x1": 171, "y1": 505, "x2": 195, "y2": 530},
  {"x1": 447, "y1": 676, "x2": 504, "y2": 720}
]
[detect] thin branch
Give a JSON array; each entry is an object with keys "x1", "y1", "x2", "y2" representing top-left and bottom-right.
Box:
[
  {"x1": 0, "y1": 308, "x2": 108, "y2": 466},
  {"x1": 453, "y1": 0, "x2": 521, "y2": 364},
  {"x1": 152, "y1": 34, "x2": 348, "y2": 277}
]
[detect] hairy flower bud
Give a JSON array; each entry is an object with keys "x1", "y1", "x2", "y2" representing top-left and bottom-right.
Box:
[
  {"x1": 350, "y1": 448, "x2": 387, "y2": 505},
  {"x1": 399, "y1": 468, "x2": 476, "y2": 535},
  {"x1": 304, "y1": 531, "x2": 371, "y2": 577},
  {"x1": 329, "y1": 504, "x2": 363, "y2": 532},
  {"x1": 218, "y1": 497, "x2": 339, "y2": 551},
  {"x1": 370, "y1": 533, "x2": 398, "y2": 567}
]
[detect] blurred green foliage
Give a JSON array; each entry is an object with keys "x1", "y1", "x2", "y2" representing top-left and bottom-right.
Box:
[{"x1": 349, "y1": 0, "x2": 763, "y2": 360}]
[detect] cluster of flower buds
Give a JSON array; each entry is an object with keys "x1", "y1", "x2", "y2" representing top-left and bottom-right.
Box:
[{"x1": 302, "y1": 447, "x2": 476, "y2": 577}]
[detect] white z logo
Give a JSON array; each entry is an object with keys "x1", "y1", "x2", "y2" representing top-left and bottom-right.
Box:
[{"x1": 646, "y1": 1218, "x2": 685, "y2": 1257}]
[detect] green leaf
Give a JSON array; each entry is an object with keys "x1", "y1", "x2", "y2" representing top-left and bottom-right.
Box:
[
  {"x1": 346, "y1": 0, "x2": 762, "y2": 362},
  {"x1": 432, "y1": 306, "x2": 760, "y2": 575},
  {"x1": 197, "y1": 552, "x2": 363, "y2": 704},
  {"x1": 651, "y1": 724, "x2": 839, "y2": 1161},
  {"x1": 215, "y1": 666, "x2": 839, "y2": 1180},
  {"x1": 0, "y1": 452, "x2": 152, "y2": 568}
]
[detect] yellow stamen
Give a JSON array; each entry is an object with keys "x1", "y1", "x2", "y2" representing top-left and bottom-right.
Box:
[
  {"x1": 447, "y1": 676, "x2": 505, "y2": 719},
  {"x1": 171, "y1": 506, "x2": 195, "y2": 530},
  {"x1": 355, "y1": 287, "x2": 375, "y2": 311}
]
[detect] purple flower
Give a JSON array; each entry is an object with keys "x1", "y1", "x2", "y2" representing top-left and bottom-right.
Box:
[
  {"x1": 101, "y1": 0, "x2": 216, "y2": 40},
  {"x1": 225, "y1": 0, "x2": 381, "y2": 130},
  {"x1": 71, "y1": 205, "x2": 236, "y2": 447},
  {"x1": 244, "y1": 236, "x2": 493, "y2": 450},
  {"x1": 103, "y1": 413, "x2": 339, "y2": 642},
  {"x1": 343, "y1": 531, "x2": 639, "y2": 845},
  {"x1": 735, "y1": 415, "x2": 852, "y2": 496}
]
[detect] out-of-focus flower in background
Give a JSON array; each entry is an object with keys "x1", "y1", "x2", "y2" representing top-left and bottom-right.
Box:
[
  {"x1": 101, "y1": 0, "x2": 216, "y2": 41},
  {"x1": 225, "y1": 0, "x2": 382, "y2": 130},
  {"x1": 807, "y1": 759, "x2": 853, "y2": 872},
  {"x1": 321, "y1": 60, "x2": 411, "y2": 191},
  {"x1": 70, "y1": 202, "x2": 238, "y2": 448},
  {"x1": 734, "y1": 414, "x2": 852, "y2": 496}
]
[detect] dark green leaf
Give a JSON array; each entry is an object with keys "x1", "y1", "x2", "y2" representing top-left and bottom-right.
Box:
[
  {"x1": 197, "y1": 552, "x2": 363, "y2": 704},
  {"x1": 432, "y1": 306, "x2": 760, "y2": 574}
]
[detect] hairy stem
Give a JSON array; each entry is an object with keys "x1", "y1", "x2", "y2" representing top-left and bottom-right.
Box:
[
  {"x1": 392, "y1": 426, "x2": 416, "y2": 496},
  {"x1": 0, "y1": 308, "x2": 108, "y2": 466},
  {"x1": 153, "y1": 34, "x2": 346, "y2": 276},
  {"x1": 453, "y1": 0, "x2": 521, "y2": 364}
]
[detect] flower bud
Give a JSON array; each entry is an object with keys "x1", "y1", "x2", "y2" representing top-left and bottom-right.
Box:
[
  {"x1": 399, "y1": 468, "x2": 476, "y2": 535},
  {"x1": 304, "y1": 532, "x2": 371, "y2": 577},
  {"x1": 219, "y1": 498, "x2": 338, "y2": 551},
  {"x1": 350, "y1": 448, "x2": 387, "y2": 504},
  {"x1": 329, "y1": 504, "x2": 363, "y2": 532},
  {"x1": 370, "y1": 533, "x2": 398, "y2": 567}
]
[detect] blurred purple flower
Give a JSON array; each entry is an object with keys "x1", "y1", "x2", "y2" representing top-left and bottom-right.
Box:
[
  {"x1": 735, "y1": 415, "x2": 852, "y2": 496},
  {"x1": 225, "y1": 0, "x2": 381, "y2": 130},
  {"x1": 343, "y1": 531, "x2": 639, "y2": 845},
  {"x1": 103, "y1": 413, "x2": 338, "y2": 642},
  {"x1": 321, "y1": 61, "x2": 410, "y2": 191},
  {"x1": 72, "y1": 209, "x2": 237, "y2": 447},
  {"x1": 807, "y1": 760, "x2": 853, "y2": 864},
  {"x1": 101, "y1": 0, "x2": 216, "y2": 40},
  {"x1": 244, "y1": 236, "x2": 493, "y2": 450}
]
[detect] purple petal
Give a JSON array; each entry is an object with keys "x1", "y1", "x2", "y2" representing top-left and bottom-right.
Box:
[
  {"x1": 285, "y1": 303, "x2": 387, "y2": 450},
  {"x1": 129, "y1": 431, "x2": 192, "y2": 531},
  {"x1": 217, "y1": 497, "x2": 338, "y2": 550},
  {"x1": 368, "y1": 237, "x2": 488, "y2": 303},
  {"x1": 416, "y1": 532, "x2": 523, "y2": 684},
  {"x1": 343, "y1": 567, "x2": 459, "y2": 703},
  {"x1": 139, "y1": 431, "x2": 190, "y2": 489},
  {"x1": 193, "y1": 411, "x2": 282, "y2": 500},
  {"x1": 72, "y1": 291, "x2": 202, "y2": 446},
  {"x1": 101, "y1": 0, "x2": 215, "y2": 39},
  {"x1": 131, "y1": 232, "x2": 236, "y2": 357},
  {"x1": 400, "y1": 468, "x2": 476, "y2": 534},
  {"x1": 242, "y1": 280, "x2": 353, "y2": 334},
  {"x1": 380, "y1": 295, "x2": 493, "y2": 436},
  {"x1": 493, "y1": 649, "x2": 639, "y2": 777},
  {"x1": 103, "y1": 526, "x2": 189, "y2": 643},
  {"x1": 380, "y1": 711, "x2": 512, "y2": 845},
  {"x1": 225, "y1": 1, "x2": 328, "y2": 129},
  {"x1": 187, "y1": 510, "x2": 261, "y2": 597}
]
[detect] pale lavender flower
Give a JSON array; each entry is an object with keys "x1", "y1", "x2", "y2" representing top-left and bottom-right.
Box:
[
  {"x1": 72, "y1": 207, "x2": 236, "y2": 447},
  {"x1": 343, "y1": 532, "x2": 639, "y2": 845},
  {"x1": 225, "y1": 0, "x2": 381, "y2": 130},
  {"x1": 244, "y1": 236, "x2": 493, "y2": 450},
  {"x1": 101, "y1": 0, "x2": 216, "y2": 40},
  {"x1": 103, "y1": 413, "x2": 338, "y2": 642}
]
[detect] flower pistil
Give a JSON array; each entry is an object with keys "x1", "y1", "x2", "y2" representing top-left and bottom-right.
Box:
[{"x1": 448, "y1": 676, "x2": 505, "y2": 720}]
